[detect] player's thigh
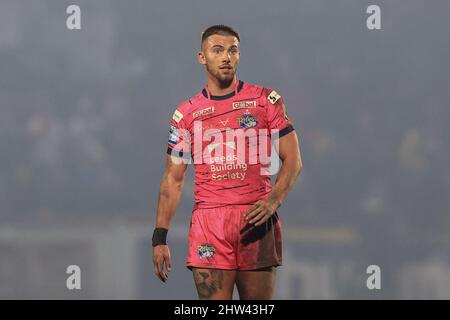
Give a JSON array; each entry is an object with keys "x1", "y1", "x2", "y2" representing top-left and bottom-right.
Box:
[
  {"x1": 236, "y1": 266, "x2": 277, "y2": 300},
  {"x1": 191, "y1": 267, "x2": 236, "y2": 300}
]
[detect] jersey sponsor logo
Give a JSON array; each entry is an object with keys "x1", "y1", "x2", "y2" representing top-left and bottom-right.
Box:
[
  {"x1": 237, "y1": 113, "x2": 258, "y2": 128},
  {"x1": 232, "y1": 100, "x2": 257, "y2": 109},
  {"x1": 197, "y1": 243, "x2": 215, "y2": 259},
  {"x1": 203, "y1": 124, "x2": 230, "y2": 132},
  {"x1": 268, "y1": 90, "x2": 281, "y2": 104},
  {"x1": 172, "y1": 109, "x2": 183, "y2": 123},
  {"x1": 201, "y1": 119, "x2": 231, "y2": 132},
  {"x1": 218, "y1": 118, "x2": 229, "y2": 126},
  {"x1": 172, "y1": 121, "x2": 281, "y2": 174},
  {"x1": 206, "y1": 141, "x2": 236, "y2": 154},
  {"x1": 168, "y1": 125, "x2": 178, "y2": 145},
  {"x1": 193, "y1": 106, "x2": 215, "y2": 118}
]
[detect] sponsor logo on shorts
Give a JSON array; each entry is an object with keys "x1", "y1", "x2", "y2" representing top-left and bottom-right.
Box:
[
  {"x1": 232, "y1": 100, "x2": 257, "y2": 109},
  {"x1": 237, "y1": 112, "x2": 258, "y2": 128},
  {"x1": 193, "y1": 106, "x2": 215, "y2": 118},
  {"x1": 197, "y1": 243, "x2": 216, "y2": 259}
]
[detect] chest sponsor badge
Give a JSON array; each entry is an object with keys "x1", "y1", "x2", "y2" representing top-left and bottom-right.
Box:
[
  {"x1": 232, "y1": 100, "x2": 257, "y2": 109},
  {"x1": 197, "y1": 243, "x2": 216, "y2": 259},
  {"x1": 237, "y1": 113, "x2": 258, "y2": 128},
  {"x1": 193, "y1": 106, "x2": 215, "y2": 118}
]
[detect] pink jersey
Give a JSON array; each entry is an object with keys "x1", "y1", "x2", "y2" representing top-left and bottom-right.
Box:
[{"x1": 167, "y1": 80, "x2": 294, "y2": 209}]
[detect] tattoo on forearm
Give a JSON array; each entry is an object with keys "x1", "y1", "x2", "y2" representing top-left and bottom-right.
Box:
[
  {"x1": 193, "y1": 269, "x2": 223, "y2": 299},
  {"x1": 159, "y1": 189, "x2": 170, "y2": 199}
]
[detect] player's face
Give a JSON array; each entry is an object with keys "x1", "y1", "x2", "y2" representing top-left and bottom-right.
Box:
[{"x1": 199, "y1": 34, "x2": 240, "y2": 83}]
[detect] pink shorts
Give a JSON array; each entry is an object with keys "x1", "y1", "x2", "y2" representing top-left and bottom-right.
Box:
[{"x1": 186, "y1": 205, "x2": 282, "y2": 270}]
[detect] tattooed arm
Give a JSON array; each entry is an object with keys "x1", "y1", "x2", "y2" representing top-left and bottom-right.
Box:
[
  {"x1": 153, "y1": 155, "x2": 188, "y2": 282},
  {"x1": 155, "y1": 155, "x2": 188, "y2": 229}
]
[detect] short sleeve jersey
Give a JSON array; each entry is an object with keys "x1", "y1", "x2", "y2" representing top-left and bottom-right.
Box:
[{"x1": 167, "y1": 80, "x2": 294, "y2": 209}]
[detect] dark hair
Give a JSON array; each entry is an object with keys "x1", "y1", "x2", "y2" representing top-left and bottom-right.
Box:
[{"x1": 201, "y1": 25, "x2": 240, "y2": 45}]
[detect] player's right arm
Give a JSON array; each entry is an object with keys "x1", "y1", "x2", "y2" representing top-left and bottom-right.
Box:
[
  {"x1": 153, "y1": 105, "x2": 191, "y2": 282},
  {"x1": 152, "y1": 155, "x2": 188, "y2": 282},
  {"x1": 155, "y1": 155, "x2": 188, "y2": 229}
]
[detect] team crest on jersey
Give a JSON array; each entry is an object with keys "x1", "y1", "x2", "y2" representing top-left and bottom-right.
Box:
[
  {"x1": 168, "y1": 125, "x2": 178, "y2": 145},
  {"x1": 193, "y1": 106, "x2": 215, "y2": 118},
  {"x1": 232, "y1": 100, "x2": 257, "y2": 109},
  {"x1": 197, "y1": 243, "x2": 216, "y2": 259},
  {"x1": 237, "y1": 112, "x2": 258, "y2": 128},
  {"x1": 268, "y1": 90, "x2": 281, "y2": 104}
]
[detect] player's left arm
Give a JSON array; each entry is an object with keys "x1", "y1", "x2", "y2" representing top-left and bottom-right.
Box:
[
  {"x1": 245, "y1": 131, "x2": 303, "y2": 226},
  {"x1": 245, "y1": 89, "x2": 303, "y2": 225}
]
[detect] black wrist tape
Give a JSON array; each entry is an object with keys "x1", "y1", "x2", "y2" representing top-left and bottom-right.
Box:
[{"x1": 152, "y1": 228, "x2": 168, "y2": 246}]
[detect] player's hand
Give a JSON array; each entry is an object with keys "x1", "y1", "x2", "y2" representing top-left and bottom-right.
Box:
[
  {"x1": 152, "y1": 244, "x2": 171, "y2": 282},
  {"x1": 244, "y1": 198, "x2": 280, "y2": 227}
]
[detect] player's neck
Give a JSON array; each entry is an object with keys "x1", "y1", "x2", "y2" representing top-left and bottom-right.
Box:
[{"x1": 205, "y1": 75, "x2": 237, "y2": 97}]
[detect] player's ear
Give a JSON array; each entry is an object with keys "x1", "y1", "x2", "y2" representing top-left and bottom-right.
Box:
[{"x1": 198, "y1": 51, "x2": 206, "y2": 65}]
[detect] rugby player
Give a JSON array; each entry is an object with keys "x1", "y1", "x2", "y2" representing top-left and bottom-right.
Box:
[{"x1": 152, "y1": 25, "x2": 303, "y2": 300}]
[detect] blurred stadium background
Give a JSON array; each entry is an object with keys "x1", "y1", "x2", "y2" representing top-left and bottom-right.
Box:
[{"x1": 1, "y1": 0, "x2": 449, "y2": 299}]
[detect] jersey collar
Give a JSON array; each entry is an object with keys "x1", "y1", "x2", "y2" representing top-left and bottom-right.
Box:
[{"x1": 202, "y1": 80, "x2": 244, "y2": 100}]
